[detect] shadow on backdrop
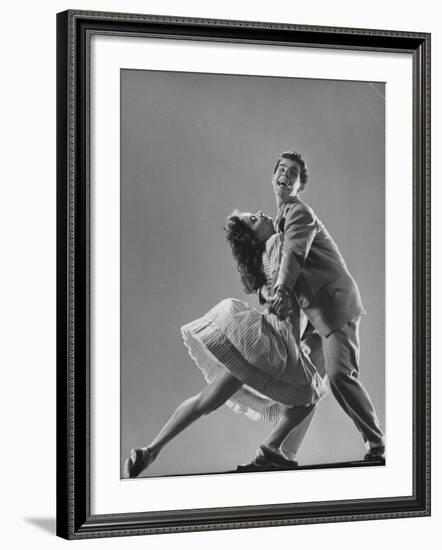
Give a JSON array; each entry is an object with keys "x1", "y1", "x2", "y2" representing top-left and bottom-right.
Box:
[{"x1": 25, "y1": 517, "x2": 56, "y2": 535}]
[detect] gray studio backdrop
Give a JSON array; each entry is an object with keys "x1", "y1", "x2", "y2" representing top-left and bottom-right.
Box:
[{"x1": 120, "y1": 69, "x2": 385, "y2": 477}]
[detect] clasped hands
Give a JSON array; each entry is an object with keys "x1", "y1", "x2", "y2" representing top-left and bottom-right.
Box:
[{"x1": 269, "y1": 286, "x2": 291, "y2": 320}]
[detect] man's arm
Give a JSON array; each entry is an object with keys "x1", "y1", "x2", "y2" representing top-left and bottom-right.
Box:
[
  {"x1": 274, "y1": 201, "x2": 317, "y2": 291},
  {"x1": 270, "y1": 202, "x2": 317, "y2": 320}
]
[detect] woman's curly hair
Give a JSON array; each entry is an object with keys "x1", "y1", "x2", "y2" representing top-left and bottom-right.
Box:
[{"x1": 225, "y1": 211, "x2": 266, "y2": 294}]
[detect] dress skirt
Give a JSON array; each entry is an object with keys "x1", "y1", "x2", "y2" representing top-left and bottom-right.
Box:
[{"x1": 181, "y1": 298, "x2": 327, "y2": 421}]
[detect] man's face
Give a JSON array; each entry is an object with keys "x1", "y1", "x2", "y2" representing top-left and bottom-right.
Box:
[{"x1": 272, "y1": 158, "x2": 303, "y2": 203}]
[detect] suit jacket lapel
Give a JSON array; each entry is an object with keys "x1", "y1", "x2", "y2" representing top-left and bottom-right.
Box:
[{"x1": 275, "y1": 197, "x2": 298, "y2": 233}]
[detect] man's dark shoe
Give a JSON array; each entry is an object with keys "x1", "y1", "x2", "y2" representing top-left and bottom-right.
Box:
[{"x1": 364, "y1": 445, "x2": 385, "y2": 462}]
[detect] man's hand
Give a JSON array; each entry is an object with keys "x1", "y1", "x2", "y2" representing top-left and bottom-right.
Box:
[{"x1": 269, "y1": 288, "x2": 290, "y2": 320}]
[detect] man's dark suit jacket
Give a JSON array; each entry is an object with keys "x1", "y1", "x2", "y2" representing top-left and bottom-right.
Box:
[{"x1": 274, "y1": 196, "x2": 365, "y2": 337}]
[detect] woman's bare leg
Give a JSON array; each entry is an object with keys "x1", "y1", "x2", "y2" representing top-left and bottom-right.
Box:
[
  {"x1": 261, "y1": 404, "x2": 316, "y2": 458},
  {"x1": 125, "y1": 369, "x2": 242, "y2": 476},
  {"x1": 280, "y1": 407, "x2": 316, "y2": 460},
  {"x1": 148, "y1": 369, "x2": 242, "y2": 456}
]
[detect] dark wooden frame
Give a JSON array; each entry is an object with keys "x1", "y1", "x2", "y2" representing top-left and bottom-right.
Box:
[{"x1": 56, "y1": 9, "x2": 431, "y2": 540}]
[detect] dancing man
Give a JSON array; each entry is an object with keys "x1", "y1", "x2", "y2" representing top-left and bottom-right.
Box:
[{"x1": 267, "y1": 150, "x2": 384, "y2": 463}]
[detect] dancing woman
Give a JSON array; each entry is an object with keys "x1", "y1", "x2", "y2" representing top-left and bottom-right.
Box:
[{"x1": 123, "y1": 210, "x2": 327, "y2": 478}]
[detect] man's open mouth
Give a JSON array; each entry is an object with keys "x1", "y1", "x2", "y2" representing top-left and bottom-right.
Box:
[{"x1": 277, "y1": 180, "x2": 290, "y2": 188}]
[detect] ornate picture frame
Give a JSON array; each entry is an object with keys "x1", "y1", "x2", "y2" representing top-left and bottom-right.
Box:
[{"x1": 56, "y1": 10, "x2": 430, "y2": 539}]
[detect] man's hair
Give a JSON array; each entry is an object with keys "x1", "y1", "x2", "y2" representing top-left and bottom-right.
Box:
[{"x1": 273, "y1": 151, "x2": 308, "y2": 190}]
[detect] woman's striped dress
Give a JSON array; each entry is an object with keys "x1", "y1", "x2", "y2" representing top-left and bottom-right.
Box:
[{"x1": 180, "y1": 233, "x2": 327, "y2": 421}]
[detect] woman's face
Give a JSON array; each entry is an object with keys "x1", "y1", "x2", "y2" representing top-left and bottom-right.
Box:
[{"x1": 240, "y1": 211, "x2": 275, "y2": 242}]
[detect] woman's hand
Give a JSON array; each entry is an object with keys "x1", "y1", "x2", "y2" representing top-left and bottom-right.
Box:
[{"x1": 269, "y1": 287, "x2": 290, "y2": 320}]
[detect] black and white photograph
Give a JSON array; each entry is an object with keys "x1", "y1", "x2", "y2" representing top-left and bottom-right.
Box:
[
  {"x1": 2, "y1": 0, "x2": 439, "y2": 546},
  {"x1": 120, "y1": 69, "x2": 386, "y2": 479},
  {"x1": 54, "y1": 7, "x2": 431, "y2": 541}
]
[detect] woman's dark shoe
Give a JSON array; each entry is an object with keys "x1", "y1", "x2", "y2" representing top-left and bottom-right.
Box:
[
  {"x1": 258, "y1": 445, "x2": 299, "y2": 468},
  {"x1": 235, "y1": 459, "x2": 273, "y2": 472},
  {"x1": 236, "y1": 445, "x2": 298, "y2": 472},
  {"x1": 364, "y1": 445, "x2": 385, "y2": 462},
  {"x1": 123, "y1": 447, "x2": 153, "y2": 478}
]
